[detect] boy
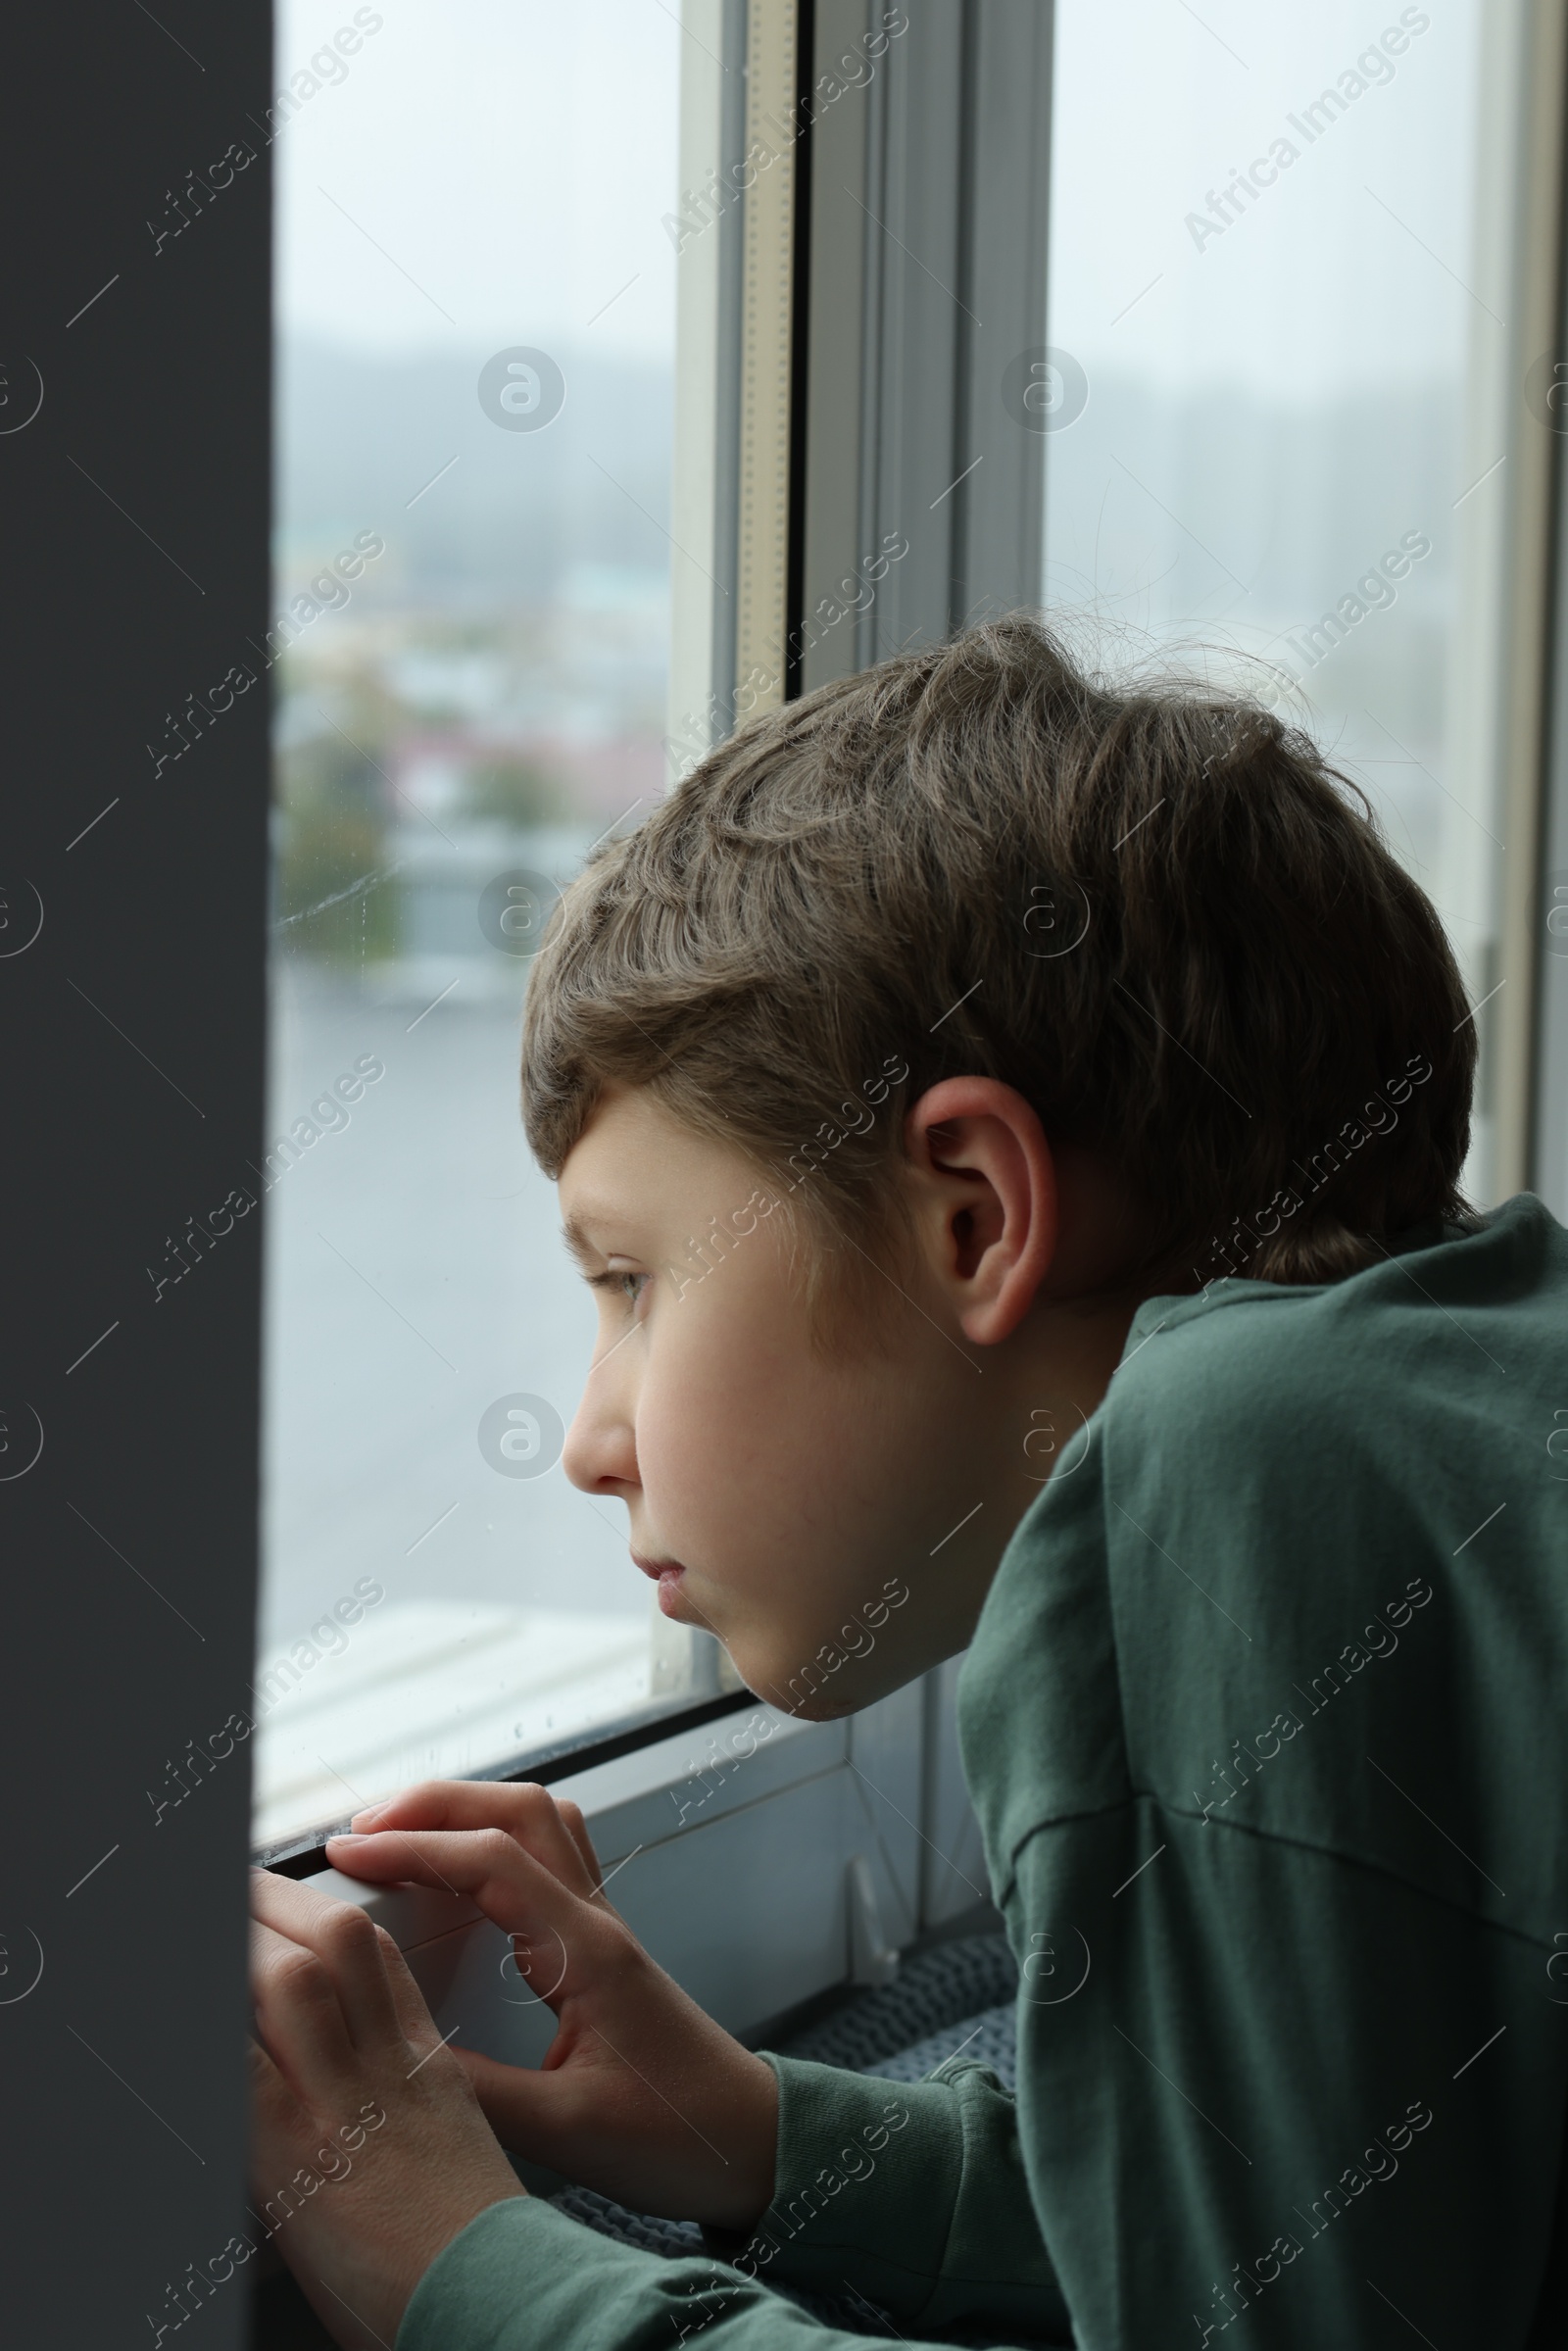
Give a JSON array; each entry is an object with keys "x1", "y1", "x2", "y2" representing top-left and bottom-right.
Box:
[{"x1": 247, "y1": 616, "x2": 1568, "y2": 2349}]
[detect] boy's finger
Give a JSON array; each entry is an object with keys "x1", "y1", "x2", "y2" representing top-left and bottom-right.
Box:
[
  {"x1": 554, "y1": 1796, "x2": 605, "y2": 1895},
  {"x1": 250, "y1": 1915, "x2": 360, "y2": 2091},
  {"x1": 250, "y1": 1868, "x2": 404, "y2": 2057},
  {"x1": 248, "y1": 2032, "x2": 305, "y2": 2131},
  {"x1": 347, "y1": 1781, "x2": 597, "y2": 1898},
  {"x1": 322, "y1": 1827, "x2": 609, "y2": 2002},
  {"x1": 248, "y1": 2034, "x2": 320, "y2": 2178},
  {"x1": 370, "y1": 1919, "x2": 453, "y2": 2057},
  {"x1": 452, "y1": 2044, "x2": 577, "y2": 2152}
]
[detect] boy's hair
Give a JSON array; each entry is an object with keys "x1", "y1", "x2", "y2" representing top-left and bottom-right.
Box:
[{"x1": 520, "y1": 615, "x2": 1475, "y2": 1334}]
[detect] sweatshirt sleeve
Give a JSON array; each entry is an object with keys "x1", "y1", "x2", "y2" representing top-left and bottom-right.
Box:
[
  {"x1": 722, "y1": 2050, "x2": 1069, "y2": 2336},
  {"x1": 397, "y1": 2052, "x2": 1071, "y2": 2351}
]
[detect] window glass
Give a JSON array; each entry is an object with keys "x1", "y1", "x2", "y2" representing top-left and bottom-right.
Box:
[
  {"x1": 1041, "y1": 0, "x2": 1505, "y2": 1192},
  {"x1": 257, "y1": 0, "x2": 710, "y2": 1852}
]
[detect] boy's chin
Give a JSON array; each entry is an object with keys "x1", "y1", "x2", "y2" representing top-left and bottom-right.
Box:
[
  {"x1": 731, "y1": 1638, "x2": 910, "y2": 1724},
  {"x1": 773, "y1": 1686, "x2": 863, "y2": 1725}
]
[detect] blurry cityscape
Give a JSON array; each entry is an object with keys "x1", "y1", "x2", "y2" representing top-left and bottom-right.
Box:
[
  {"x1": 270, "y1": 341, "x2": 1465, "y2": 986},
  {"x1": 270, "y1": 336, "x2": 674, "y2": 977}
]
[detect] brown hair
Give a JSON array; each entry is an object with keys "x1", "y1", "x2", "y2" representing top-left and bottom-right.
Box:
[{"x1": 520, "y1": 614, "x2": 1475, "y2": 1329}]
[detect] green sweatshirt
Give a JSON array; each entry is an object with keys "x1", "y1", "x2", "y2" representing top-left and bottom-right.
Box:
[{"x1": 401, "y1": 1195, "x2": 1568, "y2": 2350}]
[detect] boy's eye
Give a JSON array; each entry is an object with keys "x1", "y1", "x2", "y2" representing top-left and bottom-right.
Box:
[{"x1": 589, "y1": 1267, "x2": 650, "y2": 1309}]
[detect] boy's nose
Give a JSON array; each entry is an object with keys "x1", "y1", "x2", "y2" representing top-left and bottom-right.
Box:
[{"x1": 562, "y1": 1396, "x2": 639, "y2": 1497}]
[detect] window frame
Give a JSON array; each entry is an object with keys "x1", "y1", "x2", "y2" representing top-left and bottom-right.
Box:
[
  {"x1": 1529, "y1": 9, "x2": 1568, "y2": 1215},
  {"x1": 1464, "y1": 0, "x2": 1568, "y2": 1200}
]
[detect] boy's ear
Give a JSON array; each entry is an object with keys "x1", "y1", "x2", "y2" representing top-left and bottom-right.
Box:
[{"x1": 903, "y1": 1079, "x2": 1058, "y2": 1345}]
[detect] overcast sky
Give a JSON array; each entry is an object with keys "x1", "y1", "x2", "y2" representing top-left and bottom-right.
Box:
[
  {"x1": 1049, "y1": 0, "x2": 1484, "y2": 398},
  {"x1": 272, "y1": 0, "x2": 1484, "y2": 398},
  {"x1": 272, "y1": 0, "x2": 682, "y2": 359}
]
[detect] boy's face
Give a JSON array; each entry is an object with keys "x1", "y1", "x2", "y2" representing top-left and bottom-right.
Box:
[{"x1": 556, "y1": 1082, "x2": 1020, "y2": 1716}]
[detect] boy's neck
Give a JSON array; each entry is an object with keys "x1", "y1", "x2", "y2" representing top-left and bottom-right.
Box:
[{"x1": 925, "y1": 1276, "x2": 1166, "y2": 1665}]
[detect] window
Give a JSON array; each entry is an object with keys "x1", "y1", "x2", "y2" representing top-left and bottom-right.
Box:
[
  {"x1": 254, "y1": 0, "x2": 1563, "y2": 1857},
  {"x1": 257, "y1": 0, "x2": 728, "y2": 1855}
]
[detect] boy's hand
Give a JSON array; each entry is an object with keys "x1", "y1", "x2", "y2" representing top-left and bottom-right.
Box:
[
  {"x1": 249, "y1": 1870, "x2": 525, "y2": 2350},
  {"x1": 324, "y1": 1781, "x2": 780, "y2": 2232}
]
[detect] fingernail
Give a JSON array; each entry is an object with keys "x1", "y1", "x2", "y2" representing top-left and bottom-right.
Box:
[{"x1": 327, "y1": 1833, "x2": 368, "y2": 1846}]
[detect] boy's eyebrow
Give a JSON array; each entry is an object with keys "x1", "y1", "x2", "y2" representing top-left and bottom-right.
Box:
[
  {"x1": 559, "y1": 1214, "x2": 600, "y2": 1271},
  {"x1": 560, "y1": 1203, "x2": 643, "y2": 1269}
]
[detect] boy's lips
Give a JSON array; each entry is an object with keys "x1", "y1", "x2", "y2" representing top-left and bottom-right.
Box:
[{"x1": 631, "y1": 1551, "x2": 689, "y2": 1616}]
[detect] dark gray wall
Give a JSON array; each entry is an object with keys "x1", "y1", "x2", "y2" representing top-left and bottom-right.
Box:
[{"x1": 0, "y1": 4, "x2": 270, "y2": 2341}]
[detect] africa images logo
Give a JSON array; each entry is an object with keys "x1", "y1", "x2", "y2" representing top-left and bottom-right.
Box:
[
  {"x1": 477, "y1": 347, "x2": 565, "y2": 432},
  {"x1": 477, "y1": 1394, "x2": 565, "y2": 1479}
]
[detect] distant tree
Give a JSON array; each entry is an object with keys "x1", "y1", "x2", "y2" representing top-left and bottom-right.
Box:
[
  {"x1": 458, "y1": 753, "x2": 562, "y2": 830},
  {"x1": 273, "y1": 731, "x2": 398, "y2": 966}
]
